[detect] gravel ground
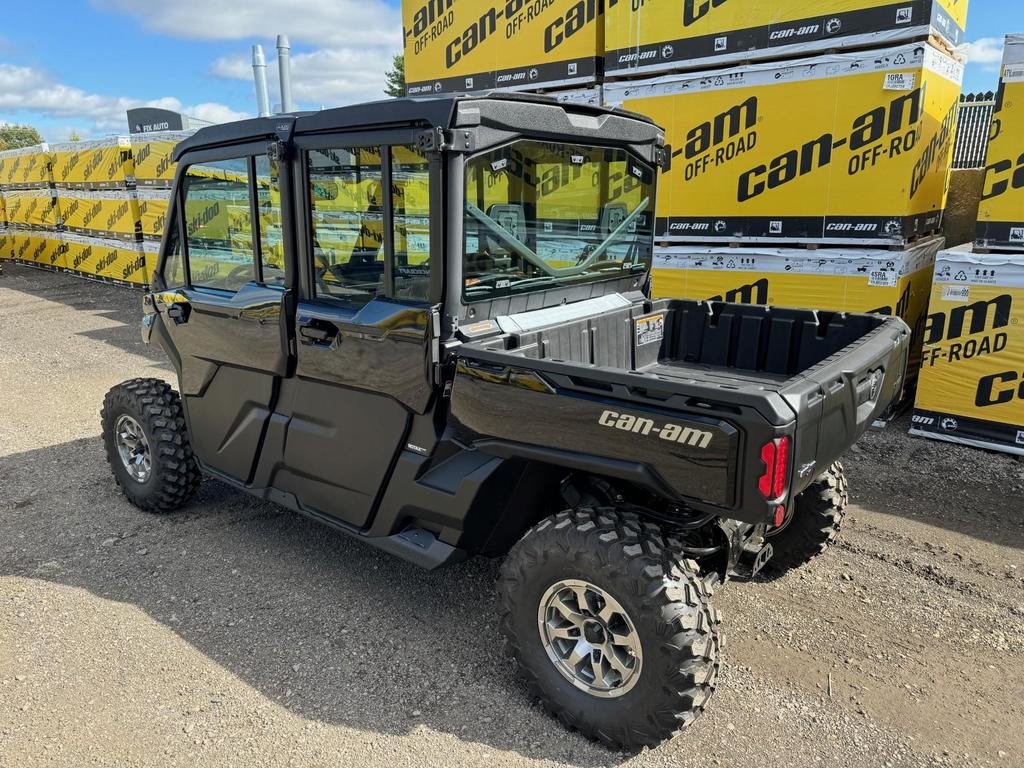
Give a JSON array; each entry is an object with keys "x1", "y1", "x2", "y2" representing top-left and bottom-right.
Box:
[{"x1": 1, "y1": 263, "x2": 1022, "y2": 768}]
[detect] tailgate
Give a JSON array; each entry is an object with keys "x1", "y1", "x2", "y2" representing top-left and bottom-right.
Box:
[{"x1": 783, "y1": 317, "x2": 910, "y2": 495}]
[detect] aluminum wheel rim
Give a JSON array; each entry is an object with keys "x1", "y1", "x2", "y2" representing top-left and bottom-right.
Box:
[
  {"x1": 537, "y1": 579, "x2": 643, "y2": 698},
  {"x1": 115, "y1": 415, "x2": 152, "y2": 483}
]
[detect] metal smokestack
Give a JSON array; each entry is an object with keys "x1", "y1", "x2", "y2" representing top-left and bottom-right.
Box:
[
  {"x1": 276, "y1": 34, "x2": 295, "y2": 114},
  {"x1": 251, "y1": 44, "x2": 271, "y2": 118}
]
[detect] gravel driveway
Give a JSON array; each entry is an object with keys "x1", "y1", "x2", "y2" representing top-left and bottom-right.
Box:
[{"x1": 1, "y1": 263, "x2": 1021, "y2": 768}]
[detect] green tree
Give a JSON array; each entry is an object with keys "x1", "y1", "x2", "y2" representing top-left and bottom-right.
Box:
[
  {"x1": 0, "y1": 124, "x2": 44, "y2": 151},
  {"x1": 68, "y1": 130, "x2": 82, "y2": 142},
  {"x1": 384, "y1": 53, "x2": 406, "y2": 98}
]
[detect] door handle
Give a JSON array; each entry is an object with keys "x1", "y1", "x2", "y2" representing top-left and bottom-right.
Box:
[
  {"x1": 165, "y1": 302, "x2": 190, "y2": 324},
  {"x1": 298, "y1": 321, "x2": 339, "y2": 346}
]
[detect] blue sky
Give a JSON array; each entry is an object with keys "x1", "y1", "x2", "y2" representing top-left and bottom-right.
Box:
[{"x1": 0, "y1": 0, "x2": 1015, "y2": 141}]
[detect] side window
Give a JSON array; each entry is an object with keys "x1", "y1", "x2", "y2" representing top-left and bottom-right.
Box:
[
  {"x1": 308, "y1": 146, "x2": 385, "y2": 306},
  {"x1": 391, "y1": 145, "x2": 431, "y2": 302},
  {"x1": 255, "y1": 155, "x2": 285, "y2": 285},
  {"x1": 183, "y1": 158, "x2": 256, "y2": 292},
  {"x1": 162, "y1": 224, "x2": 186, "y2": 288}
]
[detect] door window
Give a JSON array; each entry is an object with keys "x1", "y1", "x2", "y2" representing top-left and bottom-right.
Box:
[
  {"x1": 308, "y1": 147, "x2": 385, "y2": 306},
  {"x1": 255, "y1": 155, "x2": 285, "y2": 286},
  {"x1": 182, "y1": 158, "x2": 257, "y2": 292},
  {"x1": 391, "y1": 145, "x2": 431, "y2": 302}
]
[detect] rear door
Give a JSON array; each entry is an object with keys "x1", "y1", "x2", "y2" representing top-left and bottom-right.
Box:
[
  {"x1": 155, "y1": 144, "x2": 292, "y2": 483},
  {"x1": 268, "y1": 136, "x2": 441, "y2": 529}
]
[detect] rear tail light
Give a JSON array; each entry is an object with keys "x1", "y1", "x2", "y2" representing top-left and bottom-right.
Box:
[{"x1": 758, "y1": 436, "x2": 792, "y2": 501}]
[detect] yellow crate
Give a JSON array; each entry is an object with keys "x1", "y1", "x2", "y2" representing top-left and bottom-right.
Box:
[
  {"x1": 653, "y1": 236, "x2": 941, "y2": 394},
  {"x1": 4, "y1": 189, "x2": 59, "y2": 230},
  {"x1": 977, "y1": 35, "x2": 1024, "y2": 251},
  {"x1": 403, "y1": 0, "x2": 603, "y2": 95},
  {"x1": 606, "y1": 43, "x2": 964, "y2": 245},
  {"x1": 56, "y1": 189, "x2": 141, "y2": 241},
  {"x1": 134, "y1": 189, "x2": 171, "y2": 241},
  {"x1": 6, "y1": 229, "x2": 67, "y2": 269},
  {"x1": 0, "y1": 143, "x2": 53, "y2": 189},
  {"x1": 911, "y1": 245, "x2": 1024, "y2": 454},
  {"x1": 605, "y1": 0, "x2": 969, "y2": 78},
  {"x1": 62, "y1": 232, "x2": 149, "y2": 285},
  {"x1": 131, "y1": 130, "x2": 193, "y2": 188},
  {"x1": 51, "y1": 137, "x2": 135, "y2": 190}
]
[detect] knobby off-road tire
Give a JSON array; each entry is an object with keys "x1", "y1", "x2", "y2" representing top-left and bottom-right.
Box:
[
  {"x1": 498, "y1": 508, "x2": 722, "y2": 751},
  {"x1": 101, "y1": 378, "x2": 201, "y2": 512},
  {"x1": 765, "y1": 461, "x2": 848, "y2": 576}
]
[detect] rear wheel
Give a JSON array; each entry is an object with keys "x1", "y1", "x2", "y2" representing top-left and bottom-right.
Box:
[
  {"x1": 101, "y1": 378, "x2": 200, "y2": 512},
  {"x1": 498, "y1": 508, "x2": 721, "y2": 751},
  {"x1": 765, "y1": 461, "x2": 847, "y2": 575}
]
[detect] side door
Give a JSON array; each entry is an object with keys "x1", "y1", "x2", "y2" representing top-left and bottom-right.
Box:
[
  {"x1": 269, "y1": 137, "x2": 441, "y2": 529},
  {"x1": 155, "y1": 145, "x2": 292, "y2": 484}
]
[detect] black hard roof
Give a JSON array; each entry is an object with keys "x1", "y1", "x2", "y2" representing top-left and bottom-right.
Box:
[{"x1": 173, "y1": 91, "x2": 654, "y2": 160}]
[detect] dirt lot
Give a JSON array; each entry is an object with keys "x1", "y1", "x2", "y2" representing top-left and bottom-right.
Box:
[{"x1": 1, "y1": 263, "x2": 1022, "y2": 768}]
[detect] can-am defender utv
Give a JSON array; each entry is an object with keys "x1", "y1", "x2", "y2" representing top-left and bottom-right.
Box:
[{"x1": 102, "y1": 93, "x2": 907, "y2": 750}]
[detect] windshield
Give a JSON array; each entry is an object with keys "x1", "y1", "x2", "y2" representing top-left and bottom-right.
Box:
[{"x1": 463, "y1": 140, "x2": 655, "y2": 302}]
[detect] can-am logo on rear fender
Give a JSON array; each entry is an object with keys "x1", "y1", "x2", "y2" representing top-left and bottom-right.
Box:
[{"x1": 598, "y1": 410, "x2": 713, "y2": 449}]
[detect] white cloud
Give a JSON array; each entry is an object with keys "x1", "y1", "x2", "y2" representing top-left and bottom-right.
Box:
[
  {"x1": 0, "y1": 63, "x2": 248, "y2": 139},
  {"x1": 963, "y1": 38, "x2": 1005, "y2": 71},
  {"x1": 95, "y1": 0, "x2": 401, "y2": 48},
  {"x1": 212, "y1": 45, "x2": 397, "y2": 108},
  {"x1": 97, "y1": 0, "x2": 405, "y2": 112}
]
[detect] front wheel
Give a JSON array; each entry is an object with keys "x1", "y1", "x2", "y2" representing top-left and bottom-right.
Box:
[
  {"x1": 498, "y1": 508, "x2": 721, "y2": 751},
  {"x1": 101, "y1": 378, "x2": 201, "y2": 512}
]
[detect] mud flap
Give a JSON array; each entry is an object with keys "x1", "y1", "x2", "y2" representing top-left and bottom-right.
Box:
[{"x1": 751, "y1": 542, "x2": 774, "y2": 579}]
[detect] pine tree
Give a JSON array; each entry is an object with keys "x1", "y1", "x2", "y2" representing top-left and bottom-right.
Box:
[{"x1": 384, "y1": 54, "x2": 406, "y2": 98}]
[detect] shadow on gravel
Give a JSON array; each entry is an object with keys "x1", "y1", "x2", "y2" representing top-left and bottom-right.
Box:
[
  {"x1": 0, "y1": 265, "x2": 167, "y2": 367},
  {"x1": 842, "y1": 415, "x2": 1024, "y2": 551},
  {"x1": 0, "y1": 436, "x2": 626, "y2": 766}
]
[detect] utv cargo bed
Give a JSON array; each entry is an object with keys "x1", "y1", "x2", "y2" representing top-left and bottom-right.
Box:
[{"x1": 452, "y1": 297, "x2": 909, "y2": 521}]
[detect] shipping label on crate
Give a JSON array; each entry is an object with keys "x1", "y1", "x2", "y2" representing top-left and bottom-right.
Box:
[
  {"x1": 977, "y1": 35, "x2": 1024, "y2": 251},
  {"x1": 913, "y1": 247, "x2": 1024, "y2": 454},
  {"x1": 604, "y1": 0, "x2": 969, "y2": 77},
  {"x1": 403, "y1": 0, "x2": 603, "y2": 94},
  {"x1": 607, "y1": 44, "x2": 963, "y2": 244}
]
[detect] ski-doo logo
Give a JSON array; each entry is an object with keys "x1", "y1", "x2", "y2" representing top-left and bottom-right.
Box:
[{"x1": 598, "y1": 410, "x2": 714, "y2": 449}]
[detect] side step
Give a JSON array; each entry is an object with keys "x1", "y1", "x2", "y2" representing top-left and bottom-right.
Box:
[{"x1": 372, "y1": 527, "x2": 468, "y2": 570}]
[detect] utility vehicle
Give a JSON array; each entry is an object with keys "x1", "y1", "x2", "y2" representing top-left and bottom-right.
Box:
[{"x1": 102, "y1": 93, "x2": 909, "y2": 750}]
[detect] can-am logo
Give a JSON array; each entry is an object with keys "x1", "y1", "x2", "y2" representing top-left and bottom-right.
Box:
[
  {"x1": 709, "y1": 278, "x2": 769, "y2": 305},
  {"x1": 598, "y1": 410, "x2": 713, "y2": 449},
  {"x1": 683, "y1": 0, "x2": 728, "y2": 27},
  {"x1": 925, "y1": 294, "x2": 1012, "y2": 344}
]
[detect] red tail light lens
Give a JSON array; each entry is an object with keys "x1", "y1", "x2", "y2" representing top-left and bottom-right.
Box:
[
  {"x1": 772, "y1": 435, "x2": 790, "y2": 499},
  {"x1": 758, "y1": 441, "x2": 776, "y2": 498},
  {"x1": 758, "y1": 436, "x2": 792, "y2": 501}
]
